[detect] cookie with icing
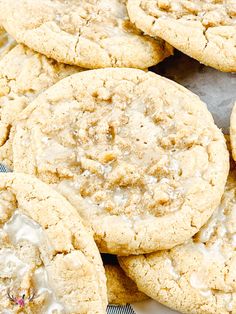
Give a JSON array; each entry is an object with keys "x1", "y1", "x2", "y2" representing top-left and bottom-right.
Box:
[
  {"x1": 0, "y1": 0, "x2": 173, "y2": 69},
  {"x1": 0, "y1": 173, "x2": 107, "y2": 313},
  {"x1": 119, "y1": 160, "x2": 236, "y2": 314},
  {"x1": 12, "y1": 68, "x2": 229, "y2": 255},
  {"x1": 0, "y1": 44, "x2": 83, "y2": 168}
]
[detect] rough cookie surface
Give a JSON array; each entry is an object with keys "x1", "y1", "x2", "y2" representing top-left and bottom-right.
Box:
[
  {"x1": 0, "y1": 44, "x2": 82, "y2": 168},
  {"x1": 105, "y1": 264, "x2": 148, "y2": 305},
  {"x1": 0, "y1": 0, "x2": 173, "y2": 69},
  {"x1": 0, "y1": 27, "x2": 16, "y2": 59},
  {"x1": 12, "y1": 68, "x2": 229, "y2": 255},
  {"x1": 119, "y1": 162, "x2": 236, "y2": 314},
  {"x1": 127, "y1": 0, "x2": 236, "y2": 72},
  {"x1": 0, "y1": 173, "x2": 107, "y2": 313},
  {"x1": 230, "y1": 102, "x2": 236, "y2": 161},
  {"x1": 102, "y1": 254, "x2": 148, "y2": 305}
]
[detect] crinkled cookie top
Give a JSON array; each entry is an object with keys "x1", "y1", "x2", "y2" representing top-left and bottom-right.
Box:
[
  {"x1": 127, "y1": 0, "x2": 236, "y2": 71},
  {"x1": 0, "y1": 44, "x2": 82, "y2": 168},
  {"x1": 0, "y1": 173, "x2": 107, "y2": 313},
  {"x1": 13, "y1": 68, "x2": 229, "y2": 255},
  {"x1": 119, "y1": 164, "x2": 236, "y2": 314},
  {"x1": 0, "y1": 0, "x2": 173, "y2": 69}
]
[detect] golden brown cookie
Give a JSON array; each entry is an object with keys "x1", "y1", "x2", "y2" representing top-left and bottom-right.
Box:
[{"x1": 102, "y1": 254, "x2": 148, "y2": 305}]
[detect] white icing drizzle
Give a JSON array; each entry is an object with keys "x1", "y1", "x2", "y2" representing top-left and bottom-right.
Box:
[
  {"x1": 4, "y1": 211, "x2": 43, "y2": 245},
  {"x1": 2, "y1": 213, "x2": 65, "y2": 312},
  {"x1": 198, "y1": 205, "x2": 226, "y2": 243},
  {"x1": 164, "y1": 258, "x2": 180, "y2": 280},
  {"x1": 190, "y1": 272, "x2": 212, "y2": 298},
  {"x1": 0, "y1": 248, "x2": 29, "y2": 277},
  {"x1": 34, "y1": 267, "x2": 65, "y2": 314},
  {"x1": 113, "y1": 188, "x2": 127, "y2": 206},
  {"x1": 145, "y1": 175, "x2": 157, "y2": 185}
]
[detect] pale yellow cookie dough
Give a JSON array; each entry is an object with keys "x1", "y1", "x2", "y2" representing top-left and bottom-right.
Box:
[
  {"x1": 0, "y1": 0, "x2": 173, "y2": 69},
  {"x1": 0, "y1": 27, "x2": 16, "y2": 59},
  {"x1": 230, "y1": 102, "x2": 236, "y2": 161},
  {"x1": 12, "y1": 68, "x2": 229, "y2": 255},
  {"x1": 0, "y1": 44, "x2": 83, "y2": 168},
  {"x1": 127, "y1": 0, "x2": 236, "y2": 72},
  {"x1": 0, "y1": 173, "x2": 107, "y2": 314},
  {"x1": 102, "y1": 254, "x2": 148, "y2": 305},
  {"x1": 119, "y1": 162, "x2": 236, "y2": 314}
]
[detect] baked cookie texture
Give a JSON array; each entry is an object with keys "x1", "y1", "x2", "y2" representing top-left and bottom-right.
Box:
[
  {"x1": 119, "y1": 162, "x2": 236, "y2": 314},
  {"x1": 12, "y1": 68, "x2": 229, "y2": 255},
  {"x1": 0, "y1": 173, "x2": 107, "y2": 313},
  {"x1": 127, "y1": 0, "x2": 236, "y2": 72},
  {"x1": 0, "y1": 0, "x2": 173, "y2": 69},
  {"x1": 0, "y1": 27, "x2": 16, "y2": 59},
  {"x1": 0, "y1": 44, "x2": 83, "y2": 168},
  {"x1": 102, "y1": 255, "x2": 148, "y2": 305},
  {"x1": 230, "y1": 102, "x2": 236, "y2": 161}
]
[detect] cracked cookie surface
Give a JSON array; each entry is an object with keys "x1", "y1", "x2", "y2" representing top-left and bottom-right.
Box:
[
  {"x1": 119, "y1": 160, "x2": 236, "y2": 314},
  {"x1": 0, "y1": 173, "x2": 107, "y2": 313},
  {"x1": 0, "y1": 0, "x2": 173, "y2": 69},
  {"x1": 102, "y1": 254, "x2": 148, "y2": 305},
  {"x1": 12, "y1": 68, "x2": 229, "y2": 255},
  {"x1": 0, "y1": 44, "x2": 83, "y2": 168},
  {"x1": 127, "y1": 0, "x2": 236, "y2": 72}
]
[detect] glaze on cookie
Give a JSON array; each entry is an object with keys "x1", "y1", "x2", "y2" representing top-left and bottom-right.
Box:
[
  {"x1": 12, "y1": 68, "x2": 229, "y2": 255},
  {"x1": 0, "y1": 0, "x2": 173, "y2": 69},
  {"x1": 0, "y1": 173, "x2": 107, "y2": 313},
  {"x1": 0, "y1": 44, "x2": 83, "y2": 168},
  {"x1": 119, "y1": 161, "x2": 236, "y2": 314}
]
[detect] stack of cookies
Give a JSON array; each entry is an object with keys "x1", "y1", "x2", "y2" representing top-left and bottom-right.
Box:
[{"x1": 0, "y1": 1, "x2": 235, "y2": 313}]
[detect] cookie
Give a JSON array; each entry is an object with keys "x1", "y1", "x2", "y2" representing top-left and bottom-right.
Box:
[
  {"x1": 127, "y1": 0, "x2": 236, "y2": 72},
  {"x1": 0, "y1": 0, "x2": 173, "y2": 69},
  {"x1": 119, "y1": 160, "x2": 236, "y2": 314},
  {"x1": 0, "y1": 173, "x2": 107, "y2": 313},
  {"x1": 12, "y1": 68, "x2": 229, "y2": 255},
  {"x1": 102, "y1": 254, "x2": 148, "y2": 305},
  {"x1": 230, "y1": 102, "x2": 236, "y2": 161},
  {"x1": 0, "y1": 44, "x2": 83, "y2": 168},
  {"x1": 0, "y1": 27, "x2": 16, "y2": 58}
]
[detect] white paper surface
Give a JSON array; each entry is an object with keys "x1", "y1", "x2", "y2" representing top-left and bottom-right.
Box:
[{"x1": 130, "y1": 52, "x2": 236, "y2": 314}]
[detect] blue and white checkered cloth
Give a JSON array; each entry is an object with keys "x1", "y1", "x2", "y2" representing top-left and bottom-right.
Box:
[{"x1": 0, "y1": 163, "x2": 136, "y2": 314}]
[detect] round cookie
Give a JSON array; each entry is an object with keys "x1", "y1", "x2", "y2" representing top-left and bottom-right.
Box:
[
  {"x1": 0, "y1": 0, "x2": 173, "y2": 69},
  {"x1": 119, "y1": 162, "x2": 236, "y2": 314},
  {"x1": 230, "y1": 102, "x2": 236, "y2": 161},
  {"x1": 127, "y1": 0, "x2": 236, "y2": 72},
  {"x1": 12, "y1": 68, "x2": 229, "y2": 255},
  {"x1": 102, "y1": 254, "x2": 148, "y2": 305},
  {"x1": 0, "y1": 173, "x2": 107, "y2": 313},
  {"x1": 0, "y1": 27, "x2": 16, "y2": 58},
  {"x1": 0, "y1": 44, "x2": 83, "y2": 168}
]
